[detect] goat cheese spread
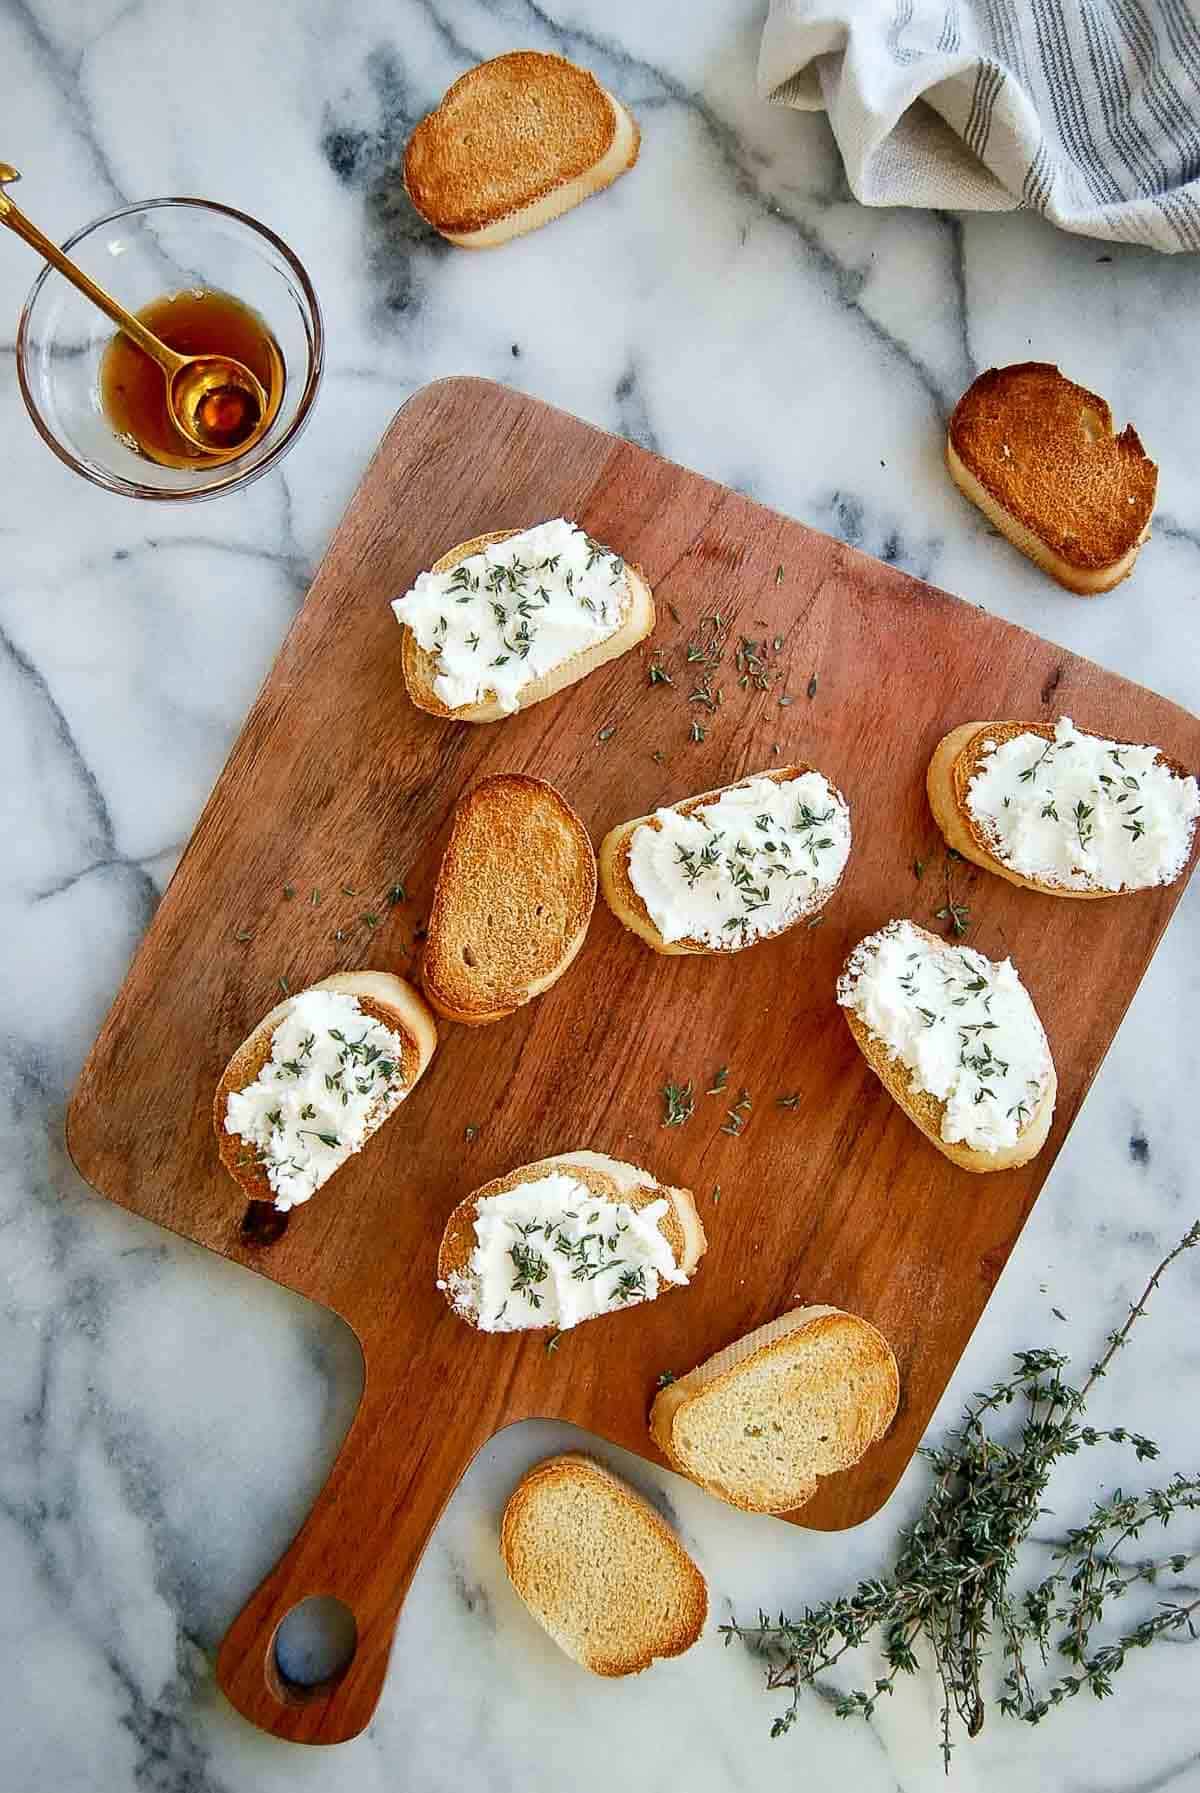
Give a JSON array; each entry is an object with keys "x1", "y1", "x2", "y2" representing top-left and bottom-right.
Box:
[
  {"x1": 224, "y1": 989, "x2": 408, "y2": 1210},
  {"x1": 627, "y1": 770, "x2": 851, "y2": 949},
  {"x1": 391, "y1": 517, "x2": 627, "y2": 713},
  {"x1": 837, "y1": 920, "x2": 1053, "y2": 1154},
  {"x1": 441, "y1": 1169, "x2": 685, "y2": 1333},
  {"x1": 966, "y1": 717, "x2": 1199, "y2": 892}
]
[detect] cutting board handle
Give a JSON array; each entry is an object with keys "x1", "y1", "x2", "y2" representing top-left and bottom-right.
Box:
[{"x1": 216, "y1": 1374, "x2": 489, "y2": 1745}]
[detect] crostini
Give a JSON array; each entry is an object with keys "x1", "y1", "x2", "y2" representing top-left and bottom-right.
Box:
[
  {"x1": 650, "y1": 1307, "x2": 898, "y2": 1514},
  {"x1": 215, "y1": 971, "x2": 437, "y2": 1211},
  {"x1": 598, "y1": 765, "x2": 851, "y2": 955},
  {"x1": 928, "y1": 717, "x2": 1199, "y2": 898},
  {"x1": 392, "y1": 519, "x2": 654, "y2": 722},
  {"x1": 437, "y1": 1151, "x2": 705, "y2": 1335},
  {"x1": 837, "y1": 920, "x2": 1056, "y2": 1172}
]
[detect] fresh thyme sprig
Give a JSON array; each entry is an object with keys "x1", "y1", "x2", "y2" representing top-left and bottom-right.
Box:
[{"x1": 721, "y1": 1221, "x2": 1200, "y2": 1770}]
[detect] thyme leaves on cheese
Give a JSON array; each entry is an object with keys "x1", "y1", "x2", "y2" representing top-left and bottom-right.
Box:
[{"x1": 722, "y1": 1222, "x2": 1200, "y2": 1770}]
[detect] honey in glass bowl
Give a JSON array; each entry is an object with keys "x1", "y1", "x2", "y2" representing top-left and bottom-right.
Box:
[{"x1": 99, "y1": 288, "x2": 285, "y2": 467}]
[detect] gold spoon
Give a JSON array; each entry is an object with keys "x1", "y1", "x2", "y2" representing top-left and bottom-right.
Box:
[{"x1": 0, "y1": 163, "x2": 270, "y2": 458}]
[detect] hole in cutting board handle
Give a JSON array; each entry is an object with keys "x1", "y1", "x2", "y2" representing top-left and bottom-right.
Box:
[{"x1": 270, "y1": 1596, "x2": 358, "y2": 1703}]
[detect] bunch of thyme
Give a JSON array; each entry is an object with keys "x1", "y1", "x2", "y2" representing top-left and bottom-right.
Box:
[{"x1": 722, "y1": 1220, "x2": 1200, "y2": 1769}]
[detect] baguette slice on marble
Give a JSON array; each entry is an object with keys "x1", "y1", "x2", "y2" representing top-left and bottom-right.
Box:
[
  {"x1": 650, "y1": 1308, "x2": 899, "y2": 1514},
  {"x1": 420, "y1": 773, "x2": 596, "y2": 1025},
  {"x1": 392, "y1": 521, "x2": 654, "y2": 724},
  {"x1": 403, "y1": 51, "x2": 640, "y2": 247},
  {"x1": 501, "y1": 1452, "x2": 707, "y2": 1674},
  {"x1": 947, "y1": 363, "x2": 1157, "y2": 594},
  {"x1": 215, "y1": 971, "x2": 437, "y2": 1212},
  {"x1": 927, "y1": 719, "x2": 1200, "y2": 899},
  {"x1": 437, "y1": 1152, "x2": 705, "y2": 1335}
]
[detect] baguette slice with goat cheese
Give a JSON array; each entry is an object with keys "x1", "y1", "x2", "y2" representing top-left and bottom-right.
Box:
[
  {"x1": 650, "y1": 1308, "x2": 899, "y2": 1514},
  {"x1": 837, "y1": 921, "x2": 1056, "y2": 1173},
  {"x1": 421, "y1": 773, "x2": 595, "y2": 1025},
  {"x1": 501, "y1": 1453, "x2": 707, "y2": 1674},
  {"x1": 392, "y1": 520, "x2": 654, "y2": 723},
  {"x1": 598, "y1": 765, "x2": 851, "y2": 955},
  {"x1": 927, "y1": 718, "x2": 1199, "y2": 899},
  {"x1": 215, "y1": 971, "x2": 437, "y2": 1211},
  {"x1": 403, "y1": 51, "x2": 640, "y2": 248},
  {"x1": 437, "y1": 1152, "x2": 705, "y2": 1335}
]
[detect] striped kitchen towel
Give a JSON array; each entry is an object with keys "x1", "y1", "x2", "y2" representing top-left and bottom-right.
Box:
[{"x1": 759, "y1": 0, "x2": 1200, "y2": 250}]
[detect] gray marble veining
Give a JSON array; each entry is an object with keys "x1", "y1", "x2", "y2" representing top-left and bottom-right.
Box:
[{"x1": 1, "y1": 1, "x2": 1199, "y2": 1788}]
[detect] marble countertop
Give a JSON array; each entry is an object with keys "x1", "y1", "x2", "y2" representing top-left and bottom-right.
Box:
[{"x1": 3, "y1": 2, "x2": 1199, "y2": 1788}]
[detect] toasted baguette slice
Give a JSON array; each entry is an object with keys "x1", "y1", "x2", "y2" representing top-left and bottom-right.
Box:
[
  {"x1": 399, "y1": 529, "x2": 654, "y2": 724},
  {"x1": 839, "y1": 922, "x2": 1056, "y2": 1173},
  {"x1": 437, "y1": 1151, "x2": 705, "y2": 1334},
  {"x1": 501, "y1": 1452, "x2": 707, "y2": 1674},
  {"x1": 214, "y1": 972, "x2": 437, "y2": 1207},
  {"x1": 403, "y1": 51, "x2": 640, "y2": 248},
  {"x1": 650, "y1": 1308, "x2": 898, "y2": 1514},
  {"x1": 947, "y1": 364, "x2": 1157, "y2": 594},
  {"x1": 421, "y1": 774, "x2": 596, "y2": 1025},
  {"x1": 598, "y1": 765, "x2": 851, "y2": 956},
  {"x1": 928, "y1": 721, "x2": 1199, "y2": 899}
]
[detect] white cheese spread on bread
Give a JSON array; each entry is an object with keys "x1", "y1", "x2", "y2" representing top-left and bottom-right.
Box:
[
  {"x1": 224, "y1": 990, "x2": 408, "y2": 1210},
  {"x1": 627, "y1": 771, "x2": 851, "y2": 948},
  {"x1": 967, "y1": 717, "x2": 1198, "y2": 892},
  {"x1": 441, "y1": 1170, "x2": 685, "y2": 1332},
  {"x1": 392, "y1": 518, "x2": 627, "y2": 714},
  {"x1": 837, "y1": 920, "x2": 1052, "y2": 1154}
]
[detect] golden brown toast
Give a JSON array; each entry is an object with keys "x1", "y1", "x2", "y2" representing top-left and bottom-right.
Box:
[
  {"x1": 420, "y1": 774, "x2": 596, "y2": 1024},
  {"x1": 501, "y1": 1453, "x2": 707, "y2": 1674},
  {"x1": 403, "y1": 51, "x2": 640, "y2": 248},
  {"x1": 947, "y1": 363, "x2": 1157, "y2": 594},
  {"x1": 649, "y1": 1307, "x2": 899, "y2": 1514}
]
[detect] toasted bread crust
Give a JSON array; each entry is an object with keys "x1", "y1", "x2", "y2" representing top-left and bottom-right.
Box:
[
  {"x1": 927, "y1": 721, "x2": 1199, "y2": 899},
  {"x1": 840, "y1": 924, "x2": 1056, "y2": 1173},
  {"x1": 598, "y1": 765, "x2": 849, "y2": 956},
  {"x1": 501, "y1": 1452, "x2": 707, "y2": 1674},
  {"x1": 437, "y1": 1153, "x2": 705, "y2": 1330},
  {"x1": 213, "y1": 972, "x2": 438, "y2": 1204},
  {"x1": 404, "y1": 52, "x2": 639, "y2": 243},
  {"x1": 947, "y1": 364, "x2": 1157, "y2": 592},
  {"x1": 398, "y1": 530, "x2": 655, "y2": 724},
  {"x1": 420, "y1": 774, "x2": 597, "y2": 1025},
  {"x1": 649, "y1": 1308, "x2": 899, "y2": 1514}
]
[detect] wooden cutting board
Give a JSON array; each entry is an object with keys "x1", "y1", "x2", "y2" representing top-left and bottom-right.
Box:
[{"x1": 67, "y1": 377, "x2": 1200, "y2": 1745}]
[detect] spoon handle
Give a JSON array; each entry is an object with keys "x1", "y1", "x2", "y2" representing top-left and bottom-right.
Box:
[{"x1": 0, "y1": 172, "x2": 182, "y2": 376}]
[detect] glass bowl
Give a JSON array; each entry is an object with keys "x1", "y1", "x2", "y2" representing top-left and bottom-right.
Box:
[{"x1": 17, "y1": 197, "x2": 323, "y2": 500}]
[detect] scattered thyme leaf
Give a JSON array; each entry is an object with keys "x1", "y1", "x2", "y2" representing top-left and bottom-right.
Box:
[
  {"x1": 776, "y1": 1093, "x2": 801, "y2": 1110},
  {"x1": 234, "y1": 929, "x2": 254, "y2": 943},
  {"x1": 283, "y1": 884, "x2": 296, "y2": 900},
  {"x1": 464, "y1": 1125, "x2": 478, "y2": 1143},
  {"x1": 913, "y1": 858, "x2": 925, "y2": 881},
  {"x1": 544, "y1": 1331, "x2": 561, "y2": 1354},
  {"x1": 277, "y1": 976, "x2": 290, "y2": 996},
  {"x1": 387, "y1": 882, "x2": 407, "y2": 906},
  {"x1": 806, "y1": 673, "x2": 819, "y2": 700},
  {"x1": 668, "y1": 601, "x2": 682, "y2": 624},
  {"x1": 707, "y1": 1065, "x2": 730, "y2": 1094},
  {"x1": 656, "y1": 1369, "x2": 677, "y2": 1388},
  {"x1": 598, "y1": 723, "x2": 616, "y2": 743},
  {"x1": 661, "y1": 1079, "x2": 695, "y2": 1127}
]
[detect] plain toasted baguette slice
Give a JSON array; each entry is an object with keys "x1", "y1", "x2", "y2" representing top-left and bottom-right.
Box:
[
  {"x1": 501, "y1": 1452, "x2": 707, "y2": 1674},
  {"x1": 598, "y1": 764, "x2": 850, "y2": 956},
  {"x1": 214, "y1": 971, "x2": 437, "y2": 1204},
  {"x1": 403, "y1": 51, "x2": 640, "y2": 248},
  {"x1": 437, "y1": 1151, "x2": 706, "y2": 1333},
  {"x1": 927, "y1": 721, "x2": 1198, "y2": 899},
  {"x1": 399, "y1": 530, "x2": 655, "y2": 724},
  {"x1": 947, "y1": 363, "x2": 1157, "y2": 594},
  {"x1": 840, "y1": 924, "x2": 1056, "y2": 1173},
  {"x1": 421, "y1": 774, "x2": 596, "y2": 1025},
  {"x1": 650, "y1": 1308, "x2": 899, "y2": 1515}
]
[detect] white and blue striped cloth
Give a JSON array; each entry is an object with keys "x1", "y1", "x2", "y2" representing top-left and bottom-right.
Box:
[{"x1": 760, "y1": 0, "x2": 1200, "y2": 250}]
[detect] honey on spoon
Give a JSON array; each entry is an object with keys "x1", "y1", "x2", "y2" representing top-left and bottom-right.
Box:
[{"x1": 0, "y1": 163, "x2": 283, "y2": 464}]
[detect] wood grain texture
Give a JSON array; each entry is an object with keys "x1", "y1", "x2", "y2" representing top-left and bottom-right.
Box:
[{"x1": 66, "y1": 378, "x2": 1200, "y2": 1744}]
